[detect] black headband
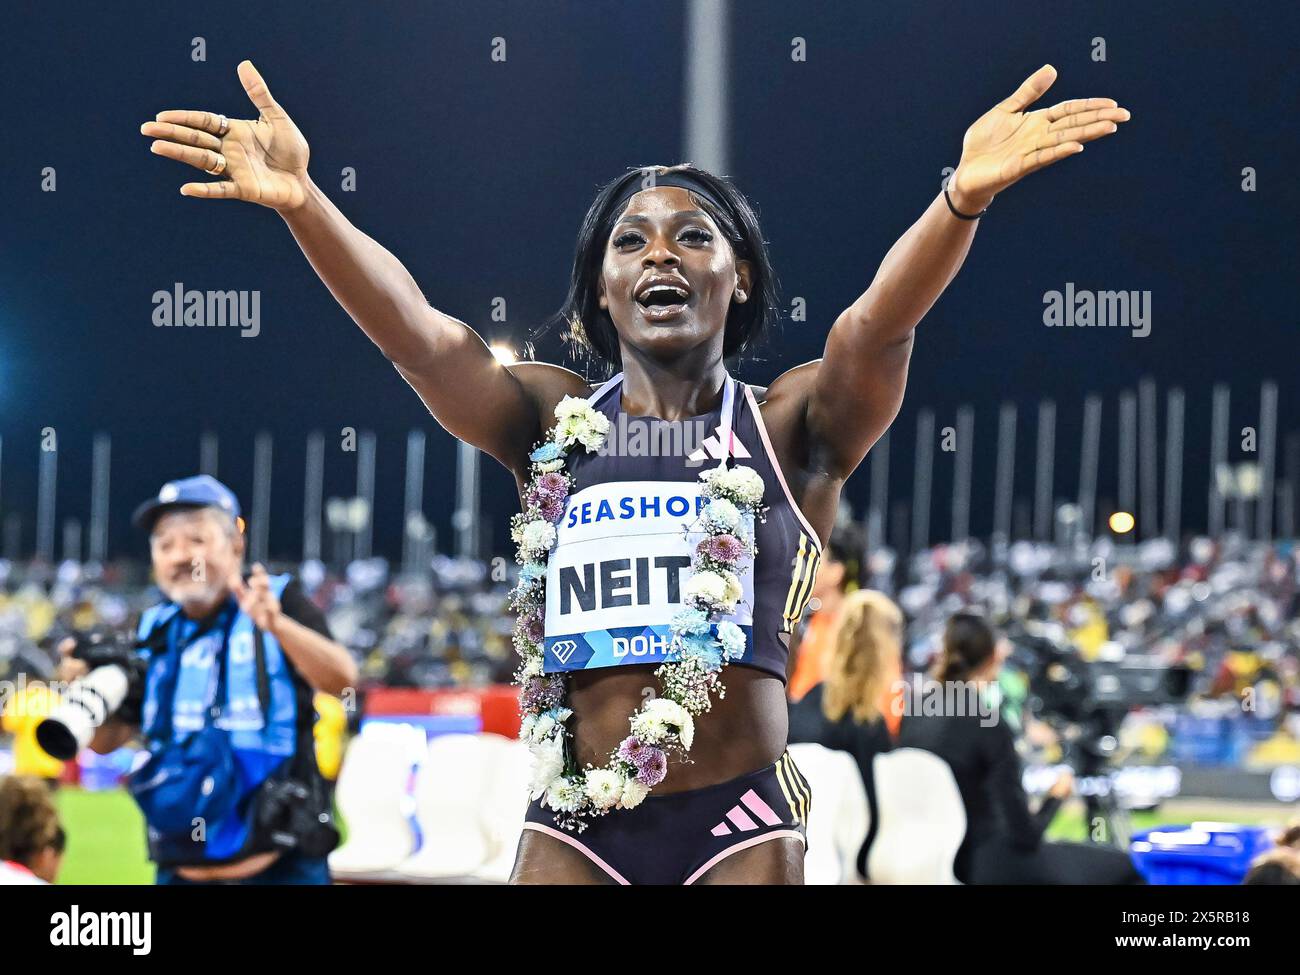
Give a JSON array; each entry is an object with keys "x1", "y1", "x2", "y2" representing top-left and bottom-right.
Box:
[{"x1": 610, "y1": 170, "x2": 728, "y2": 220}]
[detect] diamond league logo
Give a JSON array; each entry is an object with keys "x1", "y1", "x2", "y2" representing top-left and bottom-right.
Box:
[{"x1": 550, "y1": 640, "x2": 578, "y2": 664}]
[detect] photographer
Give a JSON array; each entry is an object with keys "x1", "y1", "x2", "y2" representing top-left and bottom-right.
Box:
[{"x1": 56, "y1": 475, "x2": 357, "y2": 885}]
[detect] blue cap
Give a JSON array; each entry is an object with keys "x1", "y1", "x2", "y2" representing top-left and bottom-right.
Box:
[{"x1": 132, "y1": 475, "x2": 241, "y2": 531}]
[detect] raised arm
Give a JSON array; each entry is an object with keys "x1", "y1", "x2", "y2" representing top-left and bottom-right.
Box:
[
  {"x1": 139, "y1": 60, "x2": 588, "y2": 476},
  {"x1": 769, "y1": 65, "x2": 1129, "y2": 480}
]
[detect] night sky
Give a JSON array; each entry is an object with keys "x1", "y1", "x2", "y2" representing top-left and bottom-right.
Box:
[{"x1": 1, "y1": 0, "x2": 1296, "y2": 562}]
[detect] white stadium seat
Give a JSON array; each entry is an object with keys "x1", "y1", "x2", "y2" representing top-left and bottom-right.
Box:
[
  {"x1": 788, "y1": 742, "x2": 870, "y2": 884},
  {"x1": 328, "y1": 723, "x2": 426, "y2": 877},
  {"x1": 868, "y1": 748, "x2": 966, "y2": 884},
  {"x1": 471, "y1": 735, "x2": 533, "y2": 882},
  {"x1": 396, "y1": 733, "x2": 497, "y2": 879}
]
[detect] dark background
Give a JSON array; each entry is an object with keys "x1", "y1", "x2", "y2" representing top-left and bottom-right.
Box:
[{"x1": 1, "y1": 0, "x2": 1296, "y2": 561}]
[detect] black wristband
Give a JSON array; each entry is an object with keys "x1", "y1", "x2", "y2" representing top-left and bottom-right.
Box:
[{"x1": 944, "y1": 184, "x2": 988, "y2": 220}]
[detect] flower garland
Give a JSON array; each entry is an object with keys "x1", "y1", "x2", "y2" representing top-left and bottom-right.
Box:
[{"x1": 510, "y1": 393, "x2": 766, "y2": 830}]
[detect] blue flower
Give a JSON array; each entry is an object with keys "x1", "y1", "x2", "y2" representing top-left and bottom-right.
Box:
[
  {"x1": 681, "y1": 632, "x2": 723, "y2": 670},
  {"x1": 519, "y1": 562, "x2": 546, "y2": 583},
  {"x1": 716, "y1": 621, "x2": 747, "y2": 660},
  {"x1": 670, "y1": 607, "x2": 712, "y2": 636},
  {"x1": 529, "y1": 442, "x2": 563, "y2": 463}
]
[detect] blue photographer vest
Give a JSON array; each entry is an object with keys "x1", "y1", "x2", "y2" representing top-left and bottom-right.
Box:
[{"x1": 136, "y1": 573, "x2": 306, "y2": 861}]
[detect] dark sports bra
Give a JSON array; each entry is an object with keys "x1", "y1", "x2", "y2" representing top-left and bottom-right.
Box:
[{"x1": 540, "y1": 373, "x2": 823, "y2": 682}]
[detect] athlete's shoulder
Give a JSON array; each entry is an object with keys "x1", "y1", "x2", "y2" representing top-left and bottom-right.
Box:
[
  {"x1": 508, "y1": 361, "x2": 596, "y2": 417},
  {"x1": 755, "y1": 359, "x2": 822, "y2": 412}
]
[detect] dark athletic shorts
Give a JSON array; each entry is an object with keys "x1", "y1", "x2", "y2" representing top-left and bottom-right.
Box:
[{"x1": 523, "y1": 751, "x2": 811, "y2": 885}]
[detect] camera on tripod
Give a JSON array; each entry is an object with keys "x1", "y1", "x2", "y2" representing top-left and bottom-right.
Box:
[{"x1": 36, "y1": 628, "x2": 149, "y2": 761}]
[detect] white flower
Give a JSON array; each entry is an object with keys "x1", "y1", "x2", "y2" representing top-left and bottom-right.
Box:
[
  {"x1": 554, "y1": 396, "x2": 593, "y2": 421},
  {"x1": 519, "y1": 655, "x2": 543, "y2": 680},
  {"x1": 628, "y1": 711, "x2": 668, "y2": 742},
  {"x1": 684, "y1": 570, "x2": 728, "y2": 607},
  {"x1": 716, "y1": 621, "x2": 747, "y2": 660},
  {"x1": 702, "y1": 466, "x2": 764, "y2": 506},
  {"x1": 521, "y1": 519, "x2": 557, "y2": 554},
  {"x1": 552, "y1": 398, "x2": 611, "y2": 451},
  {"x1": 638, "y1": 698, "x2": 694, "y2": 749},
  {"x1": 519, "y1": 713, "x2": 537, "y2": 741},
  {"x1": 527, "y1": 735, "x2": 565, "y2": 799},
  {"x1": 702, "y1": 498, "x2": 741, "y2": 533},
  {"x1": 620, "y1": 777, "x2": 650, "y2": 809},
  {"x1": 585, "y1": 769, "x2": 625, "y2": 811},
  {"x1": 535, "y1": 459, "x2": 565, "y2": 473},
  {"x1": 577, "y1": 422, "x2": 608, "y2": 451},
  {"x1": 531, "y1": 713, "x2": 557, "y2": 742},
  {"x1": 545, "y1": 776, "x2": 585, "y2": 813},
  {"x1": 720, "y1": 570, "x2": 743, "y2": 608}
]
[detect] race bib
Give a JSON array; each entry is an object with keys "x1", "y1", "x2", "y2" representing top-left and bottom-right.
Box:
[{"x1": 543, "y1": 480, "x2": 754, "y2": 671}]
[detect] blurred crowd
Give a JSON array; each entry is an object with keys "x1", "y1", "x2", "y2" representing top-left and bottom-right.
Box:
[
  {"x1": 2, "y1": 525, "x2": 1299, "y2": 770},
  {"x1": 856, "y1": 528, "x2": 1300, "y2": 767},
  {"x1": 0, "y1": 554, "x2": 516, "y2": 695}
]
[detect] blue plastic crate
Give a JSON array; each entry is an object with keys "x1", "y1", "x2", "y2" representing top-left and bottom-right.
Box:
[{"x1": 1129, "y1": 822, "x2": 1274, "y2": 885}]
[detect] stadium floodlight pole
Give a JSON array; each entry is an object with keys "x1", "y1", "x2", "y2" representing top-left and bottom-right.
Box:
[
  {"x1": 1257, "y1": 380, "x2": 1278, "y2": 542},
  {"x1": 454, "y1": 439, "x2": 482, "y2": 560},
  {"x1": 1208, "y1": 384, "x2": 1229, "y2": 536},
  {"x1": 684, "y1": 0, "x2": 730, "y2": 175},
  {"x1": 199, "y1": 430, "x2": 219, "y2": 477},
  {"x1": 1283, "y1": 432, "x2": 1300, "y2": 540},
  {"x1": 35, "y1": 436, "x2": 57, "y2": 564},
  {"x1": 89, "y1": 433, "x2": 111, "y2": 562},
  {"x1": 2, "y1": 514, "x2": 19, "y2": 561},
  {"x1": 1163, "y1": 388, "x2": 1185, "y2": 544},
  {"x1": 952, "y1": 405, "x2": 974, "y2": 544},
  {"x1": 1032, "y1": 400, "x2": 1055, "y2": 542},
  {"x1": 1118, "y1": 389, "x2": 1137, "y2": 520},
  {"x1": 302, "y1": 431, "x2": 325, "y2": 563},
  {"x1": 356, "y1": 431, "x2": 376, "y2": 561},
  {"x1": 910, "y1": 409, "x2": 934, "y2": 553},
  {"x1": 402, "y1": 429, "x2": 426, "y2": 573},
  {"x1": 62, "y1": 517, "x2": 81, "y2": 562},
  {"x1": 251, "y1": 432, "x2": 273, "y2": 564},
  {"x1": 992, "y1": 402, "x2": 1016, "y2": 550},
  {"x1": 1078, "y1": 395, "x2": 1101, "y2": 541},
  {"x1": 866, "y1": 431, "x2": 889, "y2": 555},
  {"x1": 1138, "y1": 377, "x2": 1158, "y2": 540}
]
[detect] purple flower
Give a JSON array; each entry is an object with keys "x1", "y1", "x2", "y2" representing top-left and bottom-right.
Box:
[
  {"x1": 617, "y1": 735, "x2": 646, "y2": 763},
  {"x1": 518, "y1": 610, "x2": 545, "y2": 645},
  {"x1": 521, "y1": 676, "x2": 565, "y2": 711},
  {"x1": 536, "y1": 472, "x2": 569, "y2": 497},
  {"x1": 539, "y1": 496, "x2": 565, "y2": 524},
  {"x1": 633, "y1": 746, "x2": 667, "y2": 786},
  {"x1": 698, "y1": 533, "x2": 745, "y2": 565}
]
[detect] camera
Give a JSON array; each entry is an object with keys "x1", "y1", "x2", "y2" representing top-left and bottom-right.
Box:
[{"x1": 36, "y1": 628, "x2": 149, "y2": 761}]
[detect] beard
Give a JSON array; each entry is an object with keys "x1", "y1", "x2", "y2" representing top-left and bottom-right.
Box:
[{"x1": 158, "y1": 575, "x2": 230, "y2": 614}]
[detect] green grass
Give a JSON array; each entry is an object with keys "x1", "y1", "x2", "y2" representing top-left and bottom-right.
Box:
[
  {"x1": 54, "y1": 786, "x2": 155, "y2": 885},
  {"x1": 1046, "y1": 805, "x2": 1279, "y2": 843}
]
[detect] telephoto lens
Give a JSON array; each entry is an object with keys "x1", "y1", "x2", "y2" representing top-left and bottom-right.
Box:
[{"x1": 36, "y1": 664, "x2": 132, "y2": 760}]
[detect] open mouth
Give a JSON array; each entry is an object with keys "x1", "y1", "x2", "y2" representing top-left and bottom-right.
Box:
[{"x1": 635, "y1": 282, "x2": 691, "y2": 321}]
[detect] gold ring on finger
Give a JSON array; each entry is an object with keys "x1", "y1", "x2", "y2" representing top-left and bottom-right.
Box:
[{"x1": 205, "y1": 153, "x2": 227, "y2": 176}]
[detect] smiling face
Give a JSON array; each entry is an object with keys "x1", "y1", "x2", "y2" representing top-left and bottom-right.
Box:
[
  {"x1": 597, "y1": 186, "x2": 753, "y2": 365},
  {"x1": 149, "y1": 507, "x2": 243, "y2": 615}
]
